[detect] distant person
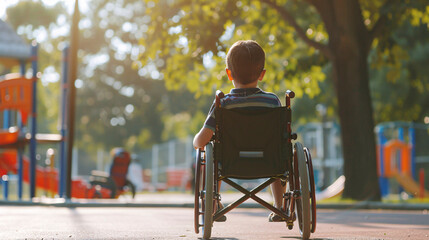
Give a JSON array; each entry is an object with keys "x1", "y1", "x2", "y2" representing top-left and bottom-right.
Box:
[
  {"x1": 127, "y1": 154, "x2": 144, "y2": 192},
  {"x1": 193, "y1": 40, "x2": 285, "y2": 222},
  {"x1": 108, "y1": 148, "x2": 135, "y2": 198}
]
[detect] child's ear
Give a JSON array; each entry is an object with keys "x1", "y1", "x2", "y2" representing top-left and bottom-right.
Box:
[
  {"x1": 258, "y1": 69, "x2": 266, "y2": 81},
  {"x1": 226, "y1": 68, "x2": 233, "y2": 81}
]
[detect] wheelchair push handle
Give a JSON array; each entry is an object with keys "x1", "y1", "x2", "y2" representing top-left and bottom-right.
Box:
[
  {"x1": 285, "y1": 90, "x2": 295, "y2": 108},
  {"x1": 216, "y1": 90, "x2": 225, "y2": 108}
]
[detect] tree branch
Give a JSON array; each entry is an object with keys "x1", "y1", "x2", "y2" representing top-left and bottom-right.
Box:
[
  {"x1": 368, "y1": 0, "x2": 393, "y2": 47},
  {"x1": 260, "y1": 0, "x2": 333, "y2": 59}
]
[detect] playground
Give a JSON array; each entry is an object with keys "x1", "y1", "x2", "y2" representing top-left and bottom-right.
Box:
[
  {"x1": 0, "y1": 18, "x2": 139, "y2": 200},
  {"x1": 1, "y1": 15, "x2": 429, "y2": 203},
  {"x1": 0, "y1": 1, "x2": 429, "y2": 239}
]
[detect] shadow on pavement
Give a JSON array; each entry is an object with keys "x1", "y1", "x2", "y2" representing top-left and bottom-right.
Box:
[
  {"x1": 317, "y1": 210, "x2": 429, "y2": 226},
  {"x1": 200, "y1": 238, "x2": 239, "y2": 240}
]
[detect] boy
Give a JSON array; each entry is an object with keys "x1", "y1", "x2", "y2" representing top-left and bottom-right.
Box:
[{"x1": 193, "y1": 40, "x2": 285, "y2": 222}]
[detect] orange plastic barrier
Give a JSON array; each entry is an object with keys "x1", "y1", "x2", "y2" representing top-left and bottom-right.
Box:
[
  {"x1": 166, "y1": 168, "x2": 190, "y2": 190},
  {"x1": 0, "y1": 75, "x2": 33, "y2": 124},
  {"x1": 0, "y1": 129, "x2": 19, "y2": 146},
  {"x1": 0, "y1": 150, "x2": 112, "y2": 198}
]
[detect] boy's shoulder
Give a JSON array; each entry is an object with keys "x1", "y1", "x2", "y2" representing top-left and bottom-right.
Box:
[
  {"x1": 223, "y1": 88, "x2": 281, "y2": 107},
  {"x1": 227, "y1": 87, "x2": 277, "y2": 96},
  {"x1": 226, "y1": 88, "x2": 279, "y2": 99}
]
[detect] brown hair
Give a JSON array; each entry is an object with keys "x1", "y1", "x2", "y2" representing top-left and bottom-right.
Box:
[{"x1": 226, "y1": 40, "x2": 265, "y2": 84}]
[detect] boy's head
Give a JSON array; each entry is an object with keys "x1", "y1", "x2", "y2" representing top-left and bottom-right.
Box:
[{"x1": 226, "y1": 40, "x2": 265, "y2": 85}]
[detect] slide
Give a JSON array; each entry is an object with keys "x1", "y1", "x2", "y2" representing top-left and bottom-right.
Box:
[
  {"x1": 0, "y1": 150, "x2": 112, "y2": 198},
  {"x1": 392, "y1": 172, "x2": 429, "y2": 197},
  {"x1": 315, "y1": 175, "x2": 345, "y2": 201}
]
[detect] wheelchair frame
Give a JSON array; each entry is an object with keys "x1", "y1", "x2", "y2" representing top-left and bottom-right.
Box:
[{"x1": 194, "y1": 90, "x2": 317, "y2": 240}]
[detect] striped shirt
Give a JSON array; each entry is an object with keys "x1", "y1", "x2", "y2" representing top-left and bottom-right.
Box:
[{"x1": 203, "y1": 88, "x2": 281, "y2": 131}]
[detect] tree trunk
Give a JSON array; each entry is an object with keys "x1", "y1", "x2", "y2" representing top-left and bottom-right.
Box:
[
  {"x1": 332, "y1": 51, "x2": 381, "y2": 201},
  {"x1": 328, "y1": 0, "x2": 381, "y2": 200}
]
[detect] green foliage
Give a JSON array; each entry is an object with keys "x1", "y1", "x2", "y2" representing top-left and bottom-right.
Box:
[
  {"x1": 4, "y1": 0, "x2": 429, "y2": 165},
  {"x1": 139, "y1": 0, "x2": 429, "y2": 126},
  {"x1": 139, "y1": 0, "x2": 327, "y2": 100},
  {"x1": 370, "y1": 21, "x2": 429, "y2": 123},
  {"x1": 5, "y1": 1, "x2": 63, "y2": 32}
]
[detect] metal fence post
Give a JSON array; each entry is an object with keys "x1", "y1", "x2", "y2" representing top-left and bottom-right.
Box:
[
  {"x1": 151, "y1": 144, "x2": 159, "y2": 191},
  {"x1": 97, "y1": 149, "x2": 104, "y2": 171},
  {"x1": 72, "y1": 147, "x2": 78, "y2": 177},
  {"x1": 168, "y1": 140, "x2": 175, "y2": 168},
  {"x1": 2, "y1": 175, "x2": 8, "y2": 200},
  {"x1": 185, "y1": 136, "x2": 192, "y2": 167}
]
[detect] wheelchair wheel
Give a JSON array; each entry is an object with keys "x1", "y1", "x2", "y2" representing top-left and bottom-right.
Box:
[
  {"x1": 304, "y1": 147, "x2": 317, "y2": 233},
  {"x1": 202, "y1": 143, "x2": 214, "y2": 239},
  {"x1": 293, "y1": 142, "x2": 311, "y2": 240},
  {"x1": 193, "y1": 144, "x2": 214, "y2": 239},
  {"x1": 194, "y1": 149, "x2": 203, "y2": 234}
]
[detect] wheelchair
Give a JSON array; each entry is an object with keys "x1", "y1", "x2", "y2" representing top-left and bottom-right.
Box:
[{"x1": 194, "y1": 90, "x2": 316, "y2": 240}]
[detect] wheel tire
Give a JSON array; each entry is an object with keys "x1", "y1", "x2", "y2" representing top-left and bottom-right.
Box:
[
  {"x1": 294, "y1": 142, "x2": 311, "y2": 240},
  {"x1": 202, "y1": 143, "x2": 214, "y2": 240},
  {"x1": 304, "y1": 147, "x2": 317, "y2": 233},
  {"x1": 194, "y1": 149, "x2": 203, "y2": 234}
]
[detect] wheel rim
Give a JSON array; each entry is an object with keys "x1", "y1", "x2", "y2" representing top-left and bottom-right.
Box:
[{"x1": 294, "y1": 142, "x2": 311, "y2": 240}]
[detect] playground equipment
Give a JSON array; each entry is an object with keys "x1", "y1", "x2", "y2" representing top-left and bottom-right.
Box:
[
  {"x1": 194, "y1": 90, "x2": 316, "y2": 240},
  {"x1": 315, "y1": 175, "x2": 345, "y2": 201},
  {"x1": 376, "y1": 122, "x2": 429, "y2": 198},
  {"x1": 0, "y1": 38, "x2": 46, "y2": 199},
  {"x1": 0, "y1": 150, "x2": 112, "y2": 198},
  {"x1": 0, "y1": 19, "x2": 125, "y2": 200}
]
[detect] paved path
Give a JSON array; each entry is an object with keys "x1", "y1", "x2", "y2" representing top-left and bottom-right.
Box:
[
  {"x1": 1, "y1": 206, "x2": 428, "y2": 240},
  {"x1": 5, "y1": 192, "x2": 428, "y2": 211}
]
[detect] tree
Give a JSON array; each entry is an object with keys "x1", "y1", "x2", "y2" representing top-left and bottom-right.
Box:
[
  {"x1": 138, "y1": 0, "x2": 429, "y2": 200},
  {"x1": 4, "y1": 0, "x2": 214, "y2": 156},
  {"x1": 73, "y1": 0, "x2": 214, "y2": 153},
  {"x1": 370, "y1": 20, "x2": 429, "y2": 123}
]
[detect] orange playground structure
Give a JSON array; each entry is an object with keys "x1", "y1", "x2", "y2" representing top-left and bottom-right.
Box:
[
  {"x1": 376, "y1": 122, "x2": 428, "y2": 198},
  {"x1": 0, "y1": 150, "x2": 111, "y2": 198}
]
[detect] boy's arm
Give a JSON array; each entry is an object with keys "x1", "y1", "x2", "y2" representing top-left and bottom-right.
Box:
[{"x1": 193, "y1": 127, "x2": 214, "y2": 149}]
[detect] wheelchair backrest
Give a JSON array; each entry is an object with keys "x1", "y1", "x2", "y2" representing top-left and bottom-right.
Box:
[
  {"x1": 109, "y1": 149, "x2": 131, "y2": 188},
  {"x1": 214, "y1": 107, "x2": 293, "y2": 179}
]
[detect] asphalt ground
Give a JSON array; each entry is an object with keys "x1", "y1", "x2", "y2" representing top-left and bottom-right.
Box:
[
  {"x1": 1, "y1": 192, "x2": 429, "y2": 239},
  {"x1": 1, "y1": 192, "x2": 429, "y2": 211},
  {"x1": 1, "y1": 206, "x2": 428, "y2": 240}
]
